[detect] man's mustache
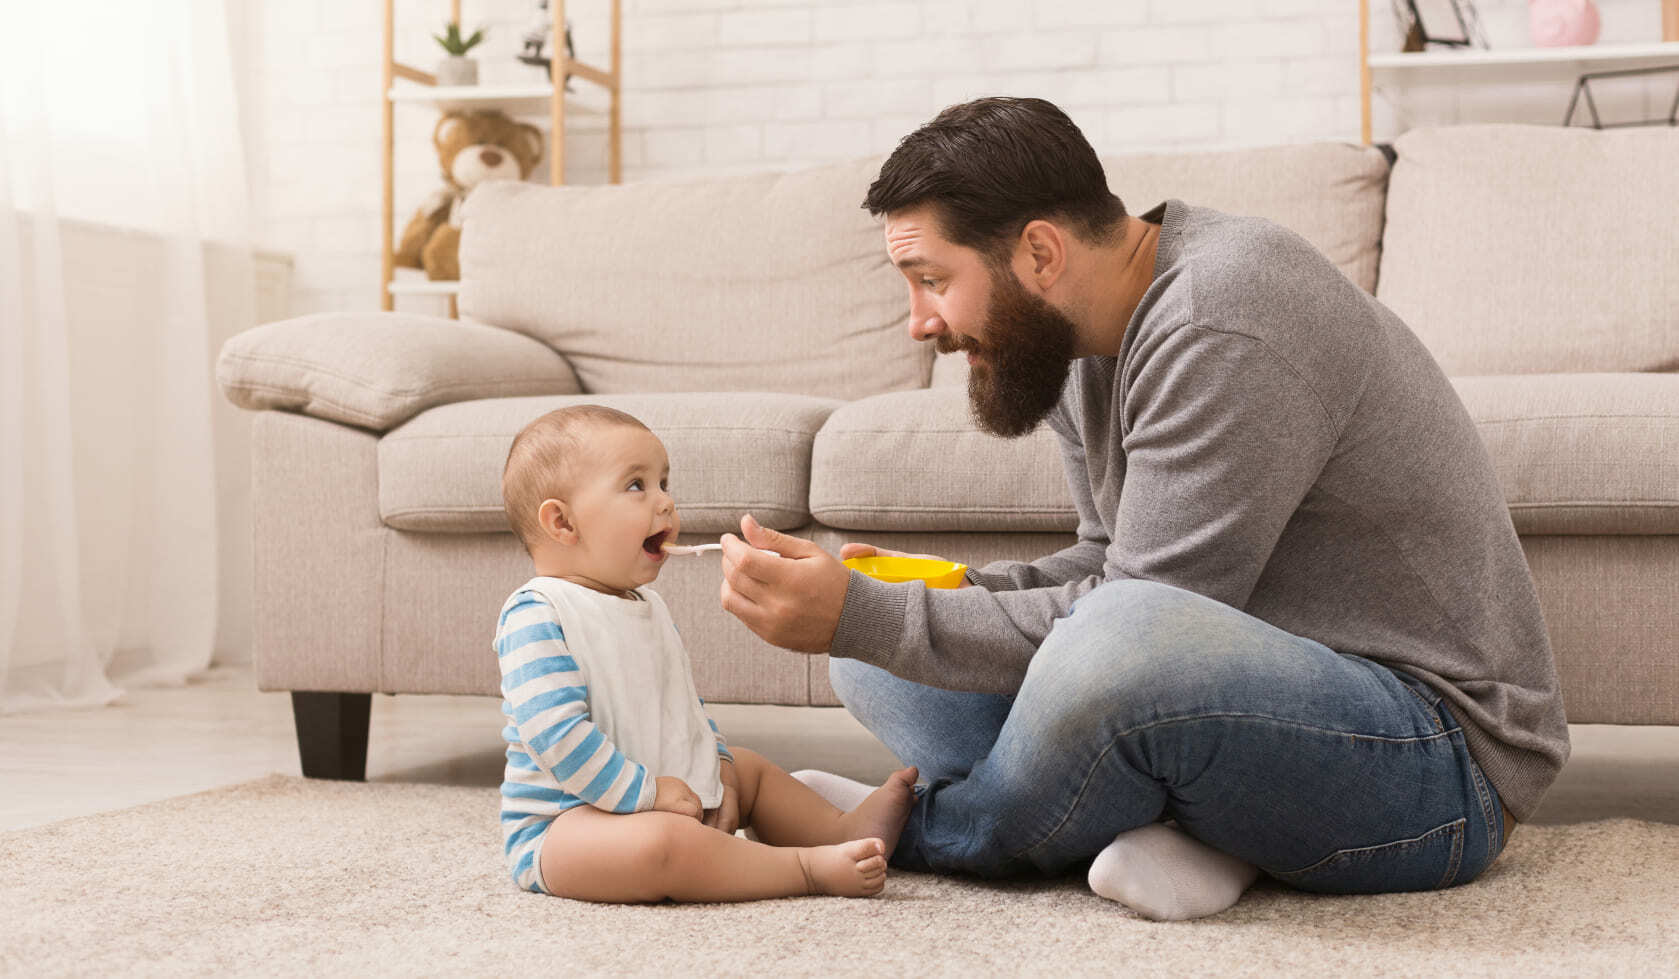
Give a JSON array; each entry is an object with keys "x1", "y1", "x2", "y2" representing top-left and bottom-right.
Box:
[{"x1": 935, "y1": 333, "x2": 980, "y2": 356}]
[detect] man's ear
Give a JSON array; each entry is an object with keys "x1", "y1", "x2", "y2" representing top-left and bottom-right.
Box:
[
  {"x1": 1017, "y1": 219, "x2": 1067, "y2": 289},
  {"x1": 537, "y1": 498, "x2": 577, "y2": 545}
]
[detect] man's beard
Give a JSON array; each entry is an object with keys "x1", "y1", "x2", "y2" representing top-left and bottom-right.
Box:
[{"x1": 936, "y1": 265, "x2": 1077, "y2": 438}]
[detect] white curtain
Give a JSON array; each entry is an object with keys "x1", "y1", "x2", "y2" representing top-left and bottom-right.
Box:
[{"x1": 0, "y1": 0, "x2": 254, "y2": 713}]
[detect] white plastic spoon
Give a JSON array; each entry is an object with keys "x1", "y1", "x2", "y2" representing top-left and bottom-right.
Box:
[{"x1": 662, "y1": 541, "x2": 781, "y2": 557}]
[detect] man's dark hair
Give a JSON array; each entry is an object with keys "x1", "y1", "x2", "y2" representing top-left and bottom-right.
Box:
[{"x1": 863, "y1": 97, "x2": 1126, "y2": 262}]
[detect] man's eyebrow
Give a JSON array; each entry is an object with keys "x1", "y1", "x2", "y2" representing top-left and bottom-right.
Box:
[{"x1": 894, "y1": 257, "x2": 935, "y2": 271}]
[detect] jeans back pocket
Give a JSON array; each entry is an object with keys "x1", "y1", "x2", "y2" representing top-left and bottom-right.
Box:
[{"x1": 1268, "y1": 817, "x2": 1466, "y2": 894}]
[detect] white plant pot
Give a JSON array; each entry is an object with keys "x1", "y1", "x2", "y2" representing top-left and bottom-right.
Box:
[{"x1": 436, "y1": 56, "x2": 478, "y2": 86}]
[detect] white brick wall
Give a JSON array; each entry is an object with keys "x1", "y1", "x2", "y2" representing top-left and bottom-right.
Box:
[{"x1": 239, "y1": 0, "x2": 1671, "y2": 318}]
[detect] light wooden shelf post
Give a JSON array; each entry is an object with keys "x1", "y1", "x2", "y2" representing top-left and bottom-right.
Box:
[
  {"x1": 381, "y1": 0, "x2": 396, "y2": 311},
  {"x1": 1359, "y1": 0, "x2": 1372, "y2": 145},
  {"x1": 610, "y1": 0, "x2": 622, "y2": 183},
  {"x1": 550, "y1": 0, "x2": 567, "y2": 186}
]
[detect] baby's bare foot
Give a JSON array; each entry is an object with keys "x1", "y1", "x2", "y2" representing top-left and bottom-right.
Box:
[
  {"x1": 836, "y1": 765, "x2": 918, "y2": 859},
  {"x1": 798, "y1": 838, "x2": 888, "y2": 897}
]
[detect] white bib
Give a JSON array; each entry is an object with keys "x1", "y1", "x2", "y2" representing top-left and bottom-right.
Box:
[{"x1": 519, "y1": 577, "x2": 724, "y2": 809}]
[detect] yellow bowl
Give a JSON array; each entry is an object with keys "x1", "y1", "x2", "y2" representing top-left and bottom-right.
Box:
[{"x1": 842, "y1": 555, "x2": 969, "y2": 589}]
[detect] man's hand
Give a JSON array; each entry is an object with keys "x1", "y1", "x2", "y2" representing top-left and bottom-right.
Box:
[
  {"x1": 839, "y1": 542, "x2": 970, "y2": 587},
  {"x1": 653, "y1": 776, "x2": 703, "y2": 820},
  {"x1": 719, "y1": 514, "x2": 851, "y2": 653},
  {"x1": 702, "y1": 758, "x2": 742, "y2": 835}
]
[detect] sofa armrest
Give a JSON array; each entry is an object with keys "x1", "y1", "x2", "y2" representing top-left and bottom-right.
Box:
[{"x1": 216, "y1": 312, "x2": 582, "y2": 433}]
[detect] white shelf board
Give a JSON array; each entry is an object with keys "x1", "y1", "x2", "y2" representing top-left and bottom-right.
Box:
[
  {"x1": 387, "y1": 82, "x2": 605, "y2": 118},
  {"x1": 1369, "y1": 41, "x2": 1679, "y2": 71},
  {"x1": 387, "y1": 279, "x2": 462, "y2": 296}
]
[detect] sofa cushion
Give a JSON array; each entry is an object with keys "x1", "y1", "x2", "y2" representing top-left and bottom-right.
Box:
[
  {"x1": 1378, "y1": 124, "x2": 1679, "y2": 375},
  {"x1": 933, "y1": 140, "x2": 1391, "y2": 387},
  {"x1": 1453, "y1": 373, "x2": 1679, "y2": 535},
  {"x1": 457, "y1": 157, "x2": 930, "y2": 400},
  {"x1": 811, "y1": 375, "x2": 1679, "y2": 537},
  {"x1": 810, "y1": 387, "x2": 1076, "y2": 532},
  {"x1": 216, "y1": 312, "x2": 582, "y2": 432},
  {"x1": 378, "y1": 392, "x2": 841, "y2": 535}
]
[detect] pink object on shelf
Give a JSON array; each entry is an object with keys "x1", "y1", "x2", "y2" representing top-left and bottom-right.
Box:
[{"x1": 1529, "y1": 0, "x2": 1601, "y2": 47}]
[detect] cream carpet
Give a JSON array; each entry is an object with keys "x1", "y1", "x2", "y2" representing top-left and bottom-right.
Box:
[{"x1": 3, "y1": 775, "x2": 1676, "y2": 977}]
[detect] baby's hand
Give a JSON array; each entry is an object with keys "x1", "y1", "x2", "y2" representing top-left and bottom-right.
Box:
[{"x1": 653, "y1": 776, "x2": 703, "y2": 820}]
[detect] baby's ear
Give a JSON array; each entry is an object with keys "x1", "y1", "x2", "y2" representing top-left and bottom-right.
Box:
[{"x1": 537, "y1": 498, "x2": 576, "y2": 544}]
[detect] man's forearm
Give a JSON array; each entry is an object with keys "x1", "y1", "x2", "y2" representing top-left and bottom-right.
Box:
[
  {"x1": 829, "y1": 569, "x2": 1104, "y2": 694},
  {"x1": 965, "y1": 537, "x2": 1108, "y2": 591}
]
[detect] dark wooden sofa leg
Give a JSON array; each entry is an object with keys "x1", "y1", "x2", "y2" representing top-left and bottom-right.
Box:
[{"x1": 290, "y1": 691, "x2": 372, "y2": 781}]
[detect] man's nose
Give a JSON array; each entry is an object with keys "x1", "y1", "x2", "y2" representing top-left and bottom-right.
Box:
[{"x1": 908, "y1": 313, "x2": 945, "y2": 342}]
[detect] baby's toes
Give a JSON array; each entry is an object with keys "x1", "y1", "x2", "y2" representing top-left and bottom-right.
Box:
[
  {"x1": 859, "y1": 854, "x2": 886, "y2": 874},
  {"x1": 838, "y1": 837, "x2": 884, "y2": 861}
]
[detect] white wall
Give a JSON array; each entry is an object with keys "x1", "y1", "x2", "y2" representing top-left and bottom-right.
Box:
[{"x1": 240, "y1": 0, "x2": 1670, "y2": 320}]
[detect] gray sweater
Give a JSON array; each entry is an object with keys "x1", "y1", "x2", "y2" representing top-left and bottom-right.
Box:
[{"x1": 830, "y1": 199, "x2": 1570, "y2": 821}]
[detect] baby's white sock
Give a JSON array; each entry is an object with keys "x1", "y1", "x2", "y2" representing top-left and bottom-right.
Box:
[
  {"x1": 790, "y1": 769, "x2": 875, "y2": 811},
  {"x1": 1088, "y1": 821, "x2": 1260, "y2": 921}
]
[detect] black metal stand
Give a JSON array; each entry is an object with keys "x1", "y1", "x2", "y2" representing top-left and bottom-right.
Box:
[
  {"x1": 291, "y1": 691, "x2": 372, "y2": 781},
  {"x1": 1564, "y1": 64, "x2": 1679, "y2": 129}
]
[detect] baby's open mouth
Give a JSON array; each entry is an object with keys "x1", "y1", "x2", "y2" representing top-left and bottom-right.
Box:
[{"x1": 642, "y1": 530, "x2": 670, "y2": 555}]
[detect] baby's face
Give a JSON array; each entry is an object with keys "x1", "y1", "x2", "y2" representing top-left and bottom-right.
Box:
[{"x1": 557, "y1": 425, "x2": 680, "y2": 594}]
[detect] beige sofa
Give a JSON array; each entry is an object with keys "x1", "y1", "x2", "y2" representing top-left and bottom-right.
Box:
[{"x1": 218, "y1": 124, "x2": 1679, "y2": 779}]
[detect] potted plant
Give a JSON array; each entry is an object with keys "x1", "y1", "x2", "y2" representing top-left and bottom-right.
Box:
[{"x1": 433, "y1": 23, "x2": 485, "y2": 86}]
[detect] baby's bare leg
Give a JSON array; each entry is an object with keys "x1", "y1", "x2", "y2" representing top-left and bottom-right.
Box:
[
  {"x1": 731, "y1": 747, "x2": 920, "y2": 856},
  {"x1": 539, "y1": 805, "x2": 886, "y2": 903},
  {"x1": 730, "y1": 748, "x2": 845, "y2": 846}
]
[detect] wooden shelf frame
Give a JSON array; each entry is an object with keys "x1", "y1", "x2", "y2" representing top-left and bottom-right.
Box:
[{"x1": 380, "y1": 0, "x2": 622, "y2": 313}]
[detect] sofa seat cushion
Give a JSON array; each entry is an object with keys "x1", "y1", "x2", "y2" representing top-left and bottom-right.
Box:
[
  {"x1": 810, "y1": 387, "x2": 1076, "y2": 533},
  {"x1": 810, "y1": 375, "x2": 1679, "y2": 537},
  {"x1": 1453, "y1": 373, "x2": 1679, "y2": 535},
  {"x1": 378, "y1": 392, "x2": 842, "y2": 534}
]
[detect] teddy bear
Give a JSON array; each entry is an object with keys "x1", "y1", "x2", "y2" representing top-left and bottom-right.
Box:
[{"x1": 394, "y1": 110, "x2": 544, "y2": 281}]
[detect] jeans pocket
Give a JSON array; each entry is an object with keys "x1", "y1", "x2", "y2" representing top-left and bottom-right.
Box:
[{"x1": 1268, "y1": 818, "x2": 1467, "y2": 894}]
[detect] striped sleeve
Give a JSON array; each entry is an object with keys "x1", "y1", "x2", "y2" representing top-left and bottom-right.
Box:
[
  {"x1": 496, "y1": 592, "x2": 656, "y2": 814},
  {"x1": 697, "y1": 697, "x2": 734, "y2": 765}
]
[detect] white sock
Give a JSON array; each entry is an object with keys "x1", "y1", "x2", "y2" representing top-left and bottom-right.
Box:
[
  {"x1": 1088, "y1": 821, "x2": 1260, "y2": 921},
  {"x1": 790, "y1": 769, "x2": 875, "y2": 811}
]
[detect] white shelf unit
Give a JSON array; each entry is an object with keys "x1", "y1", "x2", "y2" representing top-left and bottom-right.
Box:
[
  {"x1": 381, "y1": 0, "x2": 621, "y2": 315},
  {"x1": 1368, "y1": 40, "x2": 1679, "y2": 71},
  {"x1": 1358, "y1": 0, "x2": 1679, "y2": 142},
  {"x1": 386, "y1": 82, "x2": 608, "y2": 119}
]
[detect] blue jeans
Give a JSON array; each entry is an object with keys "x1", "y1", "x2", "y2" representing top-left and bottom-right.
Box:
[{"x1": 830, "y1": 579, "x2": 1507, "y2": 894}]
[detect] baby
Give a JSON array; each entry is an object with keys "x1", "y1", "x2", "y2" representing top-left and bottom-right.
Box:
[{"x1": 496, "y1": 404, "x2": 919, "y2": 902}]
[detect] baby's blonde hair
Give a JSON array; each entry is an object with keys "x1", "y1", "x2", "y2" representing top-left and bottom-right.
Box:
[{"x1": 502, "y1": 405, "x2": 651, "y2": 556}]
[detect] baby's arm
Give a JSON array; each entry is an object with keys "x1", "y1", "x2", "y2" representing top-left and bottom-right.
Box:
[{"x1": 498, "y1": 593, "x2": 662, "y2": 813}]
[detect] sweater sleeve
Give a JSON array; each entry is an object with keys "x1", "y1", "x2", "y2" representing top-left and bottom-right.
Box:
[
  {"x1": 829, "y1": 328, "x2": 1337, "y2": 695},
  {"x1": 497, "y1": 593, "x2": 657, "y2": 813}
]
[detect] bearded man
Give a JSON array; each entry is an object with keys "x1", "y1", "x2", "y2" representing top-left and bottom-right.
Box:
[{"x1": 716, "y1": 97, "x2": 1567, "y2": 920}]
